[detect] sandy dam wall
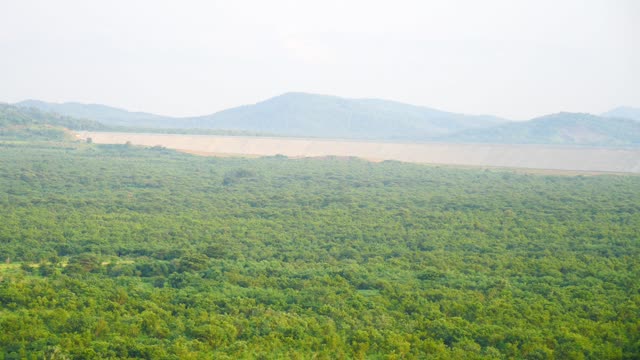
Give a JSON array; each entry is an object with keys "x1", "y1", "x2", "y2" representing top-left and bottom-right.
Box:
[{"x1": 77, "y1": 132, "x2": 640, "y2": 174}]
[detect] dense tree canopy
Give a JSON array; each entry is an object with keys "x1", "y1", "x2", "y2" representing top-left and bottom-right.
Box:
[{"x1": 0, "y1": 140, "x2": 638, "y2": 359}]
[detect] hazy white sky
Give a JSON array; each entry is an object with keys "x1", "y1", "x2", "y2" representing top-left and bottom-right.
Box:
[{"x1": 1, "y1": 0, "x2": 638, "y2": 120}]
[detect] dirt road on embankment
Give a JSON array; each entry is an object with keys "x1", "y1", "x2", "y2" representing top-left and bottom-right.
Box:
[{"x1": 76, "y1": 132, "x2": 640, "y2": 174}]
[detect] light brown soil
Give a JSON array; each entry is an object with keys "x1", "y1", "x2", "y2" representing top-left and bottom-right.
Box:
[{"x1": 76, "y1": 132, "x2": 640, "y2": 174}]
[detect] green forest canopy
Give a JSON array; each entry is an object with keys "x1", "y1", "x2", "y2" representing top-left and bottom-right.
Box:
[{"x1": 0, "y1": 139, "x2": 638, "y2": 359}]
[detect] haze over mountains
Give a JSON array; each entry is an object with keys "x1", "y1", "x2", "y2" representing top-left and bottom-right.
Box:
[
  {"x1": 186, "y1": 93, "x2": 506, "y2": 140},
  {"x1": 16, "y1": 99, "x2": 178, "y2": 129},
  {"x1": 0, "y1": 103, "x2": 105, "y2": 130},
  {"x1": 448, "y1": 112, "x2": 640, "y2": 147},
  {"x1": 16, "y1": 93, "x2": 506, "y2": 139},
  {"x1": 602, "y1": 106, "x2": 640, "y2": 122},
  {"x1": 13, "y1": 93, "x2": 640, "y2": 146}
]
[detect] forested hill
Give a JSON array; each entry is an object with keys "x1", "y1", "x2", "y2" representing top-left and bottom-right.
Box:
[
  {"x1": 602, "y1": 106, "x2": 640, "y2": 121},
  {"x1": 16, "y1": 93, "x2": 508, "y2": 139},
  {"x1": 1, "y1": 103, "x2": 106, "y2": 130},
  {"x1": 0, "y1": 103, "x2": 107, "y2": 140},
  {"x1": 443, "y1": 112, "x2": 640, "y2": 146},
  {"x1": 15, "y1": 100, "x2": 183, "y2": 128},
  {"x1": 188, "y1": 92, "x2": 507, "y2": 139},
  {"x1": 14, "y1": 96, "x2": 640, "y2": 146}
]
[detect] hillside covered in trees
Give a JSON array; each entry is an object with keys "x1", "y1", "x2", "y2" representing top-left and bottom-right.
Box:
[
  {"x1": 0, "y1": 103, "x2": 105, "y2": 130},
  {"x1": 16, "y1": 93, "x2": 507, "y2": 138},
  {"x1": 0, "y1": 133, "x2": 638, "y2": 358},
  {"x1": 15, "y1": 94, "x2": 640, "y2": 146},
  {"x1": 603, "y1": 106, "x2": 640, "y2": 122},
  {"x1": 0, "y1": 103, "x2": 106, "y2": 140},
  {"x1": 446, "y1": 112, "x2": 640, "y2": 147}
]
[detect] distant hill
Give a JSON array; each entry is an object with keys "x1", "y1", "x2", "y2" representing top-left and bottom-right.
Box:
[
  {"x1": 13, "y1": 95, "x2": 640, "y2": 146},
  {"x1": 16, "y1": 93, "x2": 507, "y2": 139},
  {"x1": 16, "y1": 100, "x2": 185, "y2": 128},
  {"x1": 0, "y1": 103, "x2": 106, "y2": 140},
  {"x1": 602, "y1": 106, "x2": 640, "y2": 122},
  {"x1": 1, "y1": 103, "x2": 106, "y2": 130},
  {"x1": 443, "y1": 112, "x2": 640, "y2": 146},
  {"x1": 188, "y1": 92, "x2": 507, "y2": 140}
]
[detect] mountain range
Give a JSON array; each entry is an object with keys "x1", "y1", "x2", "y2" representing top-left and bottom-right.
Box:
[
  {"x1": 11, "y1": 93, "x2": 640, "y2": 146},
  {"x1": 0, "y1": 103, "x2": 105, "y2": 130},
  {"x1": 601, "y1": 106, "x2": 640, "y2": 122},
  {"x1": 447, "y1": 112, "x2": 640, "y2": 146},
  {"x1": 15, "y1": 99, "x2": 181, "y2": 129},
  {"x1": 16, "y1": 93, "x2": 506, "y2": 139}
]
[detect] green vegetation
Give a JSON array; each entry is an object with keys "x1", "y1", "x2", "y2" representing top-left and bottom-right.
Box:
[
  {"x1": 189, "y1": 92, "x2": 505, "y2": 139},
  {"x1": 0, "y1": 136, "x2": 638, "y2": 359},
  {"x1": 0, "y1": 103, "x2": 106, "y2": 142},
  {"x1": 97, "y1": 126, "x2": 279, "y2": 137},
  {"x1": 8, "y1": 102, "x2": 277, "y2": 138},
  {"x1": 15, "y1": 100, "x2": 174, "y2": 129},
  {"x1": 15, "y1": 93, "x2": 507, "y2": 139},
  {"x1": 1, "y1": 103, "x2": 106, "y2": 131},
  {"x1": 446, "y1": 112, "x2": 640, "y2": 147},
  {"x1": 15, "y1": 96, "x2": 640, "y2": 146},
  {"x1": 0, "y1": 124, "x2": 70, "y2": 141}
]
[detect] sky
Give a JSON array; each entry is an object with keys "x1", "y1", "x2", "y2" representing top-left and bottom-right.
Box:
[{"x1": 0, "y1": 0, "x2": 638, "y2": 120}]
